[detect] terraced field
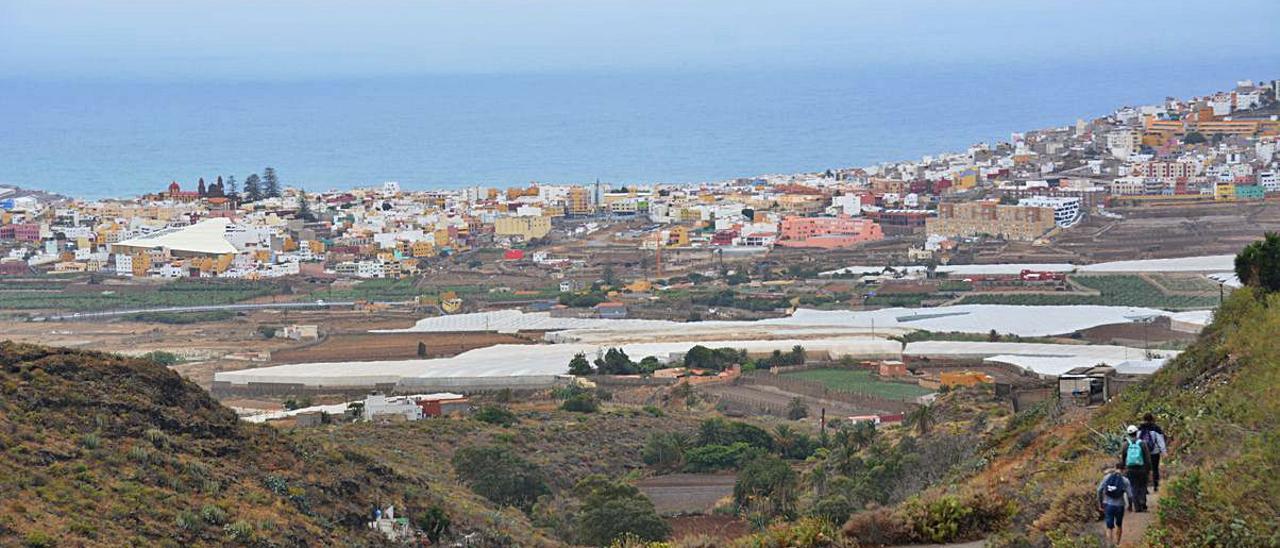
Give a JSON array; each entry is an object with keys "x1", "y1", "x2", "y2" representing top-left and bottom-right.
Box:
[{"x1": 958, "y1": 274, "x2": 1220, "y2": 310}]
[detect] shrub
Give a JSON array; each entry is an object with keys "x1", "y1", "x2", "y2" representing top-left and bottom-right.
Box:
[
  {"x1": 683, "y1": 442, "x2": 762, "y2": 472},
  {"x1": 79, "y1": 433, "x2": 100, "y2": 449},
  {"x1": 223, "y1": 520, "x2": 254, "y2": 543},
  {"x1": 415, "y1": 506, "x2": 451, "y2": 544},
  {"x1": 473, "y1": 405, "x2": 518, "y2": 426},
  {"x1": 561, "y1": 393, "x2": 599, "y2": 413},
  {"x1": 786, "y1": 397, "x2": 809, "y2": 420},
  {"x1": 451, "y1": 445, "x2": 550, "y2": 512},
  {"x1": 200, "y1": 504, "x2": 227, "y2": 525}
]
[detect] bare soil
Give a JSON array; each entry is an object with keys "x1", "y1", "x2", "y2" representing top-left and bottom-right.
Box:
[{"x1": 636, "y1": 473, "x2": 737, "y2": 515}]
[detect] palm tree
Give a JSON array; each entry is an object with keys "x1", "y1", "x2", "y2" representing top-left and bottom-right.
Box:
[{"x1": 906, "y1": 403, "x2": 937, "y2": 436}]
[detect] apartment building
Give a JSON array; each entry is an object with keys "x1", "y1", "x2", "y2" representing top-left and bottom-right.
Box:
[{"x1": 927, "y1": 200, "x2": 1057, "y2": 241}]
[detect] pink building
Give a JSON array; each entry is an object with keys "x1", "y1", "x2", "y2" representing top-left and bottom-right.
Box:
[
  {"x1": 777, "y1": 215, "x2": 883, "y2": 248},
  {"x1": 0, "y1": 223, "x2": 41, "y2": 242}
]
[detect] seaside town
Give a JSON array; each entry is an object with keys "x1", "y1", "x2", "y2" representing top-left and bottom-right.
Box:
[
  {"x1": 3, "y1": 23, "x2": 1280, "y2": 544},
  {"x1": 2, "y1": 79, "x2": 1279, "y2": 289}
]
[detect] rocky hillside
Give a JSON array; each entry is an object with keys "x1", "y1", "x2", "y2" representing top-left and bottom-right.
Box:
[
  {"x1": 0, "y1": 342, "x2": 554, "y2": 546},
  {"x1": 839, "y1": 287, "x2": 1280, "y2": 546}
]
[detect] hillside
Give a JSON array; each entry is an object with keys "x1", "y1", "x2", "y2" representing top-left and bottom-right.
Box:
[
  {"x1": 0, "y1": 342, "x2": 557, "y2": 546},
  {"x1": 838, "y1": 287, "x2": 1280, "y2": 546}
]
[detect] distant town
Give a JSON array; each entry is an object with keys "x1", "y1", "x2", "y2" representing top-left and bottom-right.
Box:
[{"x1": 2, "y1": 79, "x2": 1279, "y2": 288}]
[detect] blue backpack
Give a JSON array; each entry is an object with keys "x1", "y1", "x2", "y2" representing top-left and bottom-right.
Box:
[
  {"x1": 1125, "y1": 440, "x2": 1145, "y2": 467},
  {"x1": 1104, "y1": 472, "x2": 1126, "y2": 498}
]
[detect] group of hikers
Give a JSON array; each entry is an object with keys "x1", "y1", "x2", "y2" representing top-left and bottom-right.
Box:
[{"x1": 1096, "y1": 413, "x2": 1168, "y2": 546}]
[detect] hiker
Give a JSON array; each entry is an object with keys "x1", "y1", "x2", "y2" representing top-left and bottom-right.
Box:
[
  {"x1": 1138, "y1": 413, "x2": 1168, "y2": 492},
  {"x1": 1097, "y1": 462, "x2": 1135, "y2": 546},
  {"x1": 1119, "y1": 424, "x2": 1152, "y2": 511}
]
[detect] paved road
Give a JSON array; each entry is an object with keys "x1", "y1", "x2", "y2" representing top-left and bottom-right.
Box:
[{"x1": 32, "y1": 301, "x2": 367, "y2": 322}]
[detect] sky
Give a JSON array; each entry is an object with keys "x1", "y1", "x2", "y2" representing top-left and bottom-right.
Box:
[{"x1": 3, "y1": 0, "x2": 1279, "y2": 81}]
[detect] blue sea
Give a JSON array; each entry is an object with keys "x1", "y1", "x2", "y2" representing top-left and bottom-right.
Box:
[{"x1": 2, "y1": 58, "x2": 1276, "y2": 199}]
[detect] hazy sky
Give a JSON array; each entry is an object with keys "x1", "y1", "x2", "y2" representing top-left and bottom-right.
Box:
[{"x1": 3, "y1": 0, "x2": 1279, "y2": 80}]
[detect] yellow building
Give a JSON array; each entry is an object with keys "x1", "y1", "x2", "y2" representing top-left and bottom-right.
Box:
[
  {"x1": 1215, "y1": 182, "x2": 1236, "y2": 201},
  {"x1": 567, "y1": 187, "x2": 594, "y2": 216},
  {"x1": 411, "y1": 240, "x2": 435, "y2": 258},
  {"x1": 131, "y1": 253, "x2": 152, "y2": 277},
  {"x1": 494, "y1": 216, "x2": 551, "y2": 241},
  {"x1": 664, "y1": 226, "x2": 690, "y2": 247}
]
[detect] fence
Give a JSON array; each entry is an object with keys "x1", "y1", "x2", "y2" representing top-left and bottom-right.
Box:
[
  {"x1": 713, "y1": 390, "x2": 789, "y2": 418},
  {"x1": 739, "y1": 371, "x2": 917, "y2": 413}
]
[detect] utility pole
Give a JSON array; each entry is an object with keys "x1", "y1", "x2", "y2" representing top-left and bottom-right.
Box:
[{"x1": 655, "y1": 231, "x2": 663, "y2": 279}]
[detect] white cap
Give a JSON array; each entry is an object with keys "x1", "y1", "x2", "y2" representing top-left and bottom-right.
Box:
[{"x1": 1126, "y1": 424, "x2": 1139, "y2": 435}]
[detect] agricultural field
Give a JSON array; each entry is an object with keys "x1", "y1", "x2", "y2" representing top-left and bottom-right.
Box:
[
  {"x1": 1145, "y1": 273, "x2": 1223, "y2": 293},
  {"x1": 0, "y1": 279, "x2": 287, "y2": 312},
  {"x1": 958, "y1": 274, "x2": 1220, "y2": 310},
  {"x1": 781, "y1": 368, "x2": 933, "y2": 400}
]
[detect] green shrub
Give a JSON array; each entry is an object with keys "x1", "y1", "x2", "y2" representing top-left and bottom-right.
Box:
[
  {"x1": 561, "y1": 393, "x2": 599, "y2": 413},
  {"x1": 451, "y1": 445, "x2": 549, "y2": 512},
  {"x1": 683, "y1": 442, "x2": 762, "y2": 472},
  {"x1": 472, "y1": 405, "x2": 518, "y2": 426}
]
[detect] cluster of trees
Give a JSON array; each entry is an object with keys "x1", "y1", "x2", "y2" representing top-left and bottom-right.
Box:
[
  {"x1": 683, "y1": 345, "x2": 747, "y2": 371},
  {"x1": 680, "y1": 344, "x2": 806, "y2": 373},
  {"x1": 692, "y1": 289, "x2": 786, "y2": 311},
  {"x1": 557, "y1": 291, "x2": 608, "y2": 308},
  {"x1": 237, "y1": 167, "x2": 283, "y2": 202},
  {"x1": 452, "y1": 445, "x2": 669, "y2": 545},
  {"x1": 567, "y1": 350, "x2": 662, "y2": 376},
  {"x1": 642, "y1": 418, "x2": 818, "y2": 474}
]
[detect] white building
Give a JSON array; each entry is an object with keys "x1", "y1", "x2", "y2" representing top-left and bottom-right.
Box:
[{"x1": 362, "y1": 393, "x2": 422, "y2": 422}]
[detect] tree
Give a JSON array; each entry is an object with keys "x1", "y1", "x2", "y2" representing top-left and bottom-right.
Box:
[
  {"x1": 1183, "y1": 131, "x2": 1207, "y2": 145},
  {"x1": 642, "y1": 431, "x2": 689, "y2": 471},
  {"x1": 451, "y1": 445, "x2": 549, "y2": 512},
  {"x1": 414, "y1": 506, "x2": 451, "y2": 544},
  {"x1": 733, "y1": 454, "x2": 797, "y2": 516},
  {"x1": 297, "y1": 189, "x2": 315, "y2": 221},
  {"x1": 601, "y1": 264, "x2": 617, "y2": 287},
  {"x1": 594, "y1": 347, "x2": 636, "y2": 375},
  {"x1": 568, "y1": 352, "x2": 594, "y2": 376},
  {"x1": 263, "y1": 167, "x2": 281, "y2": 198},
  {"x1": 243, "y1": 173, "x2": 263, "y2": 202},
  {"x1": 417, "y1": 341, "x2": 428, "y2": 358},
  {"x1": 224, "y1": 175, "x2": 238, "y2": 196},
  {"x1": 906, "y1": 403, "x2": 937, "y2": 436},
  {"x1": 572, "y1": 475, "x2": 671, "y2": 546},
  {"x1": 786, "y1": 397, "x2": 809, "y2": 420},
  {"x1": 1235, "y1": 232, "x2": 1280, "y2": 294}
]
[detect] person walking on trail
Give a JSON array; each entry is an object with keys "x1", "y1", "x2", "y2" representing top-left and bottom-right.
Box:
[
  {"x1": 1098, "y1": 462, "x2": 1135, "y2": 546},
  {"x1": 1119, "y1": 424, "x2": 1152, "y2": 511},
  {"x1": 1138, "y1": 413, "x2": 1168, "y2": 492}
]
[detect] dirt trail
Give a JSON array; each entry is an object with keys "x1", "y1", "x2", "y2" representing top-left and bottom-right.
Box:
[{"x1": 1088, "y1": 485, "x2": 1162, "y2": 547}]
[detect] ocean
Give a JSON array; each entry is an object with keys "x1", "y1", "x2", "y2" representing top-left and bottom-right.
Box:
[{"x1": 1, "y1": 58, "x2": 1275, "y2": 199}]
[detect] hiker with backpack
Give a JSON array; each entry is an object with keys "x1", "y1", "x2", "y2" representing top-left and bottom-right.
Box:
[
  {"x1": 1097, "y1": 462, "x2": 1135, "y2": 546},
  {"x1": 1138, "y1": 413, "x2": 1168, "y2": 492},
  {"x1": 1119, "y1": 424, "x2": 1152, "y2": 511}
]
